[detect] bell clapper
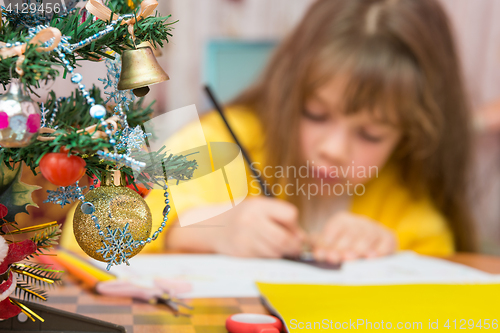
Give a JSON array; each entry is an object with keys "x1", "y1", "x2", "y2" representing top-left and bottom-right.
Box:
[{"x1": 132, "y1": 86, "x2": 150, "y2": 97}]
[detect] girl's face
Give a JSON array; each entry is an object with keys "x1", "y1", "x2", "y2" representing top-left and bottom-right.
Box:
[{"x1": 300, "y1": 77, "x2": 402, "y2": 186}]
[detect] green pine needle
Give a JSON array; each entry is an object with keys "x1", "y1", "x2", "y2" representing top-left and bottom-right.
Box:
[{"x1": 12, "y1": 263, "x2": 63, "y2": 289}]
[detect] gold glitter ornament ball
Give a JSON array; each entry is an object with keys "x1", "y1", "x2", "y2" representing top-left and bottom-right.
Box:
[{"x1": 73, "y1": 186, "x2": 152, "y2": 262}]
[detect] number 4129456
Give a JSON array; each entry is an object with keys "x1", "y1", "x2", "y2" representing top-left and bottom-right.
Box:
[
  {"x1": 444, "y1": 319, "x2": 498, "y2": 329},
  {"x1": 3, "y1": 2, "x2": 62, "y2": 14}
]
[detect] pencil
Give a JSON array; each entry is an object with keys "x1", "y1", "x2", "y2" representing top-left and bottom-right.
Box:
[
  {"x1": 203, "y1": 86, "x2": 319, "y2": 261},
  {"x1": 52, "y1": 249, "x2": 115, "y2": 288},
  {"x1": 204, "y1": 85, "x2": 273, "y2": 197}
]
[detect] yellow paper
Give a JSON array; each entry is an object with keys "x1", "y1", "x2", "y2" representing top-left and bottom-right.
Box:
[{"x1": 257, "y1": 282, "x2": 500, "y2": 332}]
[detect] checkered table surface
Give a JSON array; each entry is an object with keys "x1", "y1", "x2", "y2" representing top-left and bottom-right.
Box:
[{"x1": 43, "y1": 279, "x2": 269, "y2": 333}]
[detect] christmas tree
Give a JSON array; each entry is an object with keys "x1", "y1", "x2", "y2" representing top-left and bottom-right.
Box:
[{"x1": 0, "y1": 0, "x2": 197, "y2": 320}]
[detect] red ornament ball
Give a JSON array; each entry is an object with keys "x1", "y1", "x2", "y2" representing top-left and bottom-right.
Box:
[
  {"x1": 39, "y1": 150, "x2": 87, "y2": 187},
  {"x1": 126, "y1": 183, "x2": 152, "y2": 198}
]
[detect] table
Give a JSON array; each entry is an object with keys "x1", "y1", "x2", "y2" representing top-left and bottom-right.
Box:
[
  {"x1": 33, "y1": 254, "x2": 500, "y2": 333},
  {"x1": 44, "y1": 285, "x2": 266, "y2": 333}
]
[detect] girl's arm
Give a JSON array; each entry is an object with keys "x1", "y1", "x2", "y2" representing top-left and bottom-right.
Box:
[{"x1": 165, "y1": 197, "x2": 307, "y2": 258}]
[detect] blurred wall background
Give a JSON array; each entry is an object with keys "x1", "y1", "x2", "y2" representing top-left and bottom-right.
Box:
[
  {"x1": 438, "y1": 0, "x2": 500, "y2": 254},
  {"x1": 28, "y1": 0, "x2": 500, "y2": 254}
]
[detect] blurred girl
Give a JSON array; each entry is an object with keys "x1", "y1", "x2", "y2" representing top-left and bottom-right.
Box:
[{"x1": 156, "y1": 0, "x2": 477, "y2": 263}]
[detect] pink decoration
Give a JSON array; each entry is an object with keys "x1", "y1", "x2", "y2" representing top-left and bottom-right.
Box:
[
  {"x1": 26, "y1": 114, "x2": 41, "y2": 133},
  {"x1": 0, "y1": 112, "x2": 9, "y2": 130}
]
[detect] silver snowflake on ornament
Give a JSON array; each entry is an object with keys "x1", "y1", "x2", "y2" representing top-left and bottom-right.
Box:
[
  {"x1": 97, "y1": 223, "x2": 137, "y2": 270},
  {"x1": 44, "y1": 185, "x2": 85, "y2": 208},
  {"x1": 117, "y1": 125, "x2": 151, "y2": 153},
  {"x1": 98, "y1": 54, "x2": 135, "y2": 109}
]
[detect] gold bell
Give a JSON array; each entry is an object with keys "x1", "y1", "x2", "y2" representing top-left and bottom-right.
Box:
[
  {"x1": 138, "y1": 41, "x2": 163, "y2": 57},
  {"x1": 117, "y1": 46, "x2": 169, "y2": 97}
]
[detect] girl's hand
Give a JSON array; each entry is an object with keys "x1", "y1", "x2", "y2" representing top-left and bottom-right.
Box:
[
  {"x1": 312, "y1": 211, "x2": 397, "y2": 264},
  {"x1": 212, "y1": 197, "x2": 306, "y2": 258}
]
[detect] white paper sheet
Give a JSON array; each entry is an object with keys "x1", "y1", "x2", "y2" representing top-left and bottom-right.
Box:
[{"x1": 91, "y1": 252, "x2": 500, "y2": 299}]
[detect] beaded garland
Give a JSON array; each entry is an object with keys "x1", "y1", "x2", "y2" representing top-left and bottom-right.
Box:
[{"x1": 96, "y1": 150, "x2": 146, "y2": 172}]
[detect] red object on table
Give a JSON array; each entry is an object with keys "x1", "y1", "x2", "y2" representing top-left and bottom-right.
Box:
[{"x1": 226, "y1": 313, "x2": 283, "y2": 333}]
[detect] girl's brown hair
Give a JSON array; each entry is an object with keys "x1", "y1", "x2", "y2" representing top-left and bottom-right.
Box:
[{"x1": 233, "y1": 0, "x2": 477, "y2": 252}]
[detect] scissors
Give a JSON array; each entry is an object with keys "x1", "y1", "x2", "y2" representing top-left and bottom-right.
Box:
[{"x1": 96, "y1": 280, "x2": 193, "y2": 316}]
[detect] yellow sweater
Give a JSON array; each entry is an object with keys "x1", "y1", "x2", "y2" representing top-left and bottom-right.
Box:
[{"x1": 61, "y1": 106, "x2": 454, "y2": 256}]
